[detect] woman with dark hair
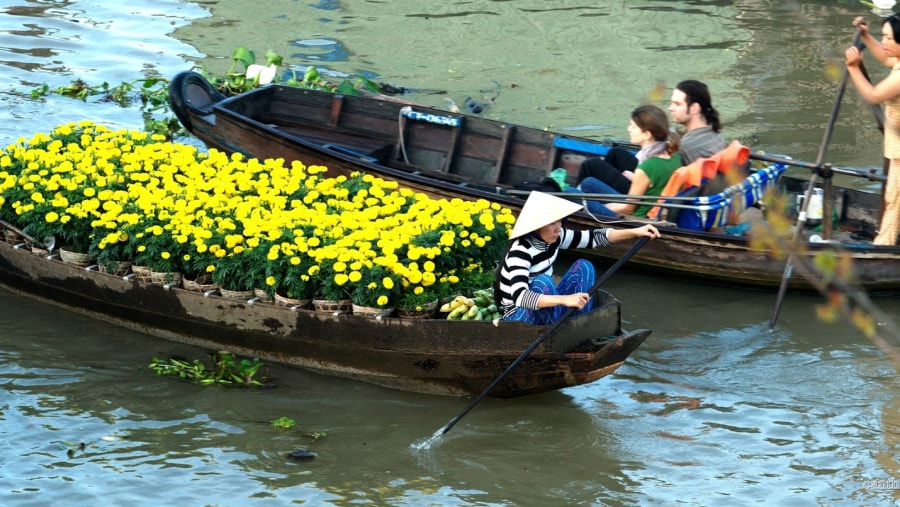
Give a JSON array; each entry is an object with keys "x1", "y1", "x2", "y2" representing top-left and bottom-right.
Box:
[
  {"x1": 576, "y1": 80, "x2": 725, "y2": 191},
  {"x1": 668, "y1": 79, "x2": 726, "y2": 165},
  {"x1": 566, "y1": 104, "x2": 682, "y2": 218},
  {"x1": 846, "y1": 14, "x2": 900, "y2": 245},
  {"x1": 496, "y1": 191, "x2": 659, "y2": 325}
]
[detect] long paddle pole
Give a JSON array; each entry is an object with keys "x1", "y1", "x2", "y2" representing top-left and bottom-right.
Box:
[
  {"x1": 769, "y1": 29, "x2": 862, "y2": 330},
  {"x1": 436, "y1": 236, "x2": 650, "y2": 436},
  {"x1": 0, "y1": 218, "x2": 35, "y2": 244}
]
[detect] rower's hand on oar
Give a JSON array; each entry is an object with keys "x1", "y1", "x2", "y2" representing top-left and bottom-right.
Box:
[
  {"x1": 852, "y1": 16, "x2": 869, "y2": 35},
  {"x1": 633, "y1": 224, "x2": 661, "y2": 239},
  {"x1": 608, "y1": 224, "x2": 660, "y2": 243},
  {"x1": 846, "y1": 46, "x2": 863, "y2": 67},
  {"x1": 562, "y1": 292, "x2": 591, "y2": 310}
]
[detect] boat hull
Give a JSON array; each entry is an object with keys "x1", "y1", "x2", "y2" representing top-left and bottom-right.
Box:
[{"x1": 0, "y1": 241, "x2": 648, "y2": 398}]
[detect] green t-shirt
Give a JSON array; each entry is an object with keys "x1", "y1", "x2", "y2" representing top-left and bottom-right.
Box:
[{"x1": 633, "y1": 154, "x2": 682, "y2": 217}]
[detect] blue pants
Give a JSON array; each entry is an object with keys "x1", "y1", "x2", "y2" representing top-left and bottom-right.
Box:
[
  {"x1": 564, "y1": 177, "x2": 619, "y2": 217},
  {"x1": 504, "y1": 259, "x2": 597, "y2": 325}
]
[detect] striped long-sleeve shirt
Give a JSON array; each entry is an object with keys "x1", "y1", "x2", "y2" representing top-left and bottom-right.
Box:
[{"x1": 497, "y1": 227, "x2": 612, "y2": 314}]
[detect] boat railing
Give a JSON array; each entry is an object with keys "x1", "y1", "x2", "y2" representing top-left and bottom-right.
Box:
[
  {"x1": 599, "y1": 138, "x2": 886, "y2": 183},
  {"x1": 508, "y1": 163, "x2": 787, "y2": 231},
  {"x1": 749, "y1": 152, "x2": 886, "y2": 183}
]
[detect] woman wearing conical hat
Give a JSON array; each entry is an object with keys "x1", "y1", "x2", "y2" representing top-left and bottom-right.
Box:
[{"x1": 496, "y1": 191, "x2": 659, "y2": 325}]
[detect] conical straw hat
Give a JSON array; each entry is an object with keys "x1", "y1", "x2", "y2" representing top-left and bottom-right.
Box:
[{"x1": 509, "y1": 191, "x2": 584, "y2": 239}]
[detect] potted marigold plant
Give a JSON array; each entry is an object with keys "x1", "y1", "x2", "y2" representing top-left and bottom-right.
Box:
[
  {"x1": 89, "y1": 230, "x2": 137, "y2": 276},
  {"x1": 269, "y1": 244, "x2": 318, "y2": 307},
  {"x1": 394, "y1": 261, "x2": 448, "y2": 319},
  {"x1": 349, "y1": 263, "x2": 399, "y2": 318},
  {"x1": 208, "y1": 235, "x2": 275, "y2": 300},
  {"x1": 312, "y1": 257, "x2": 353, "y2": 313},
  {"x1": 132, "y1": 223, "x2": 185, "y2": 286},
  {"x1": 396, "y1": 283, "x2": 443, "y2": 319}
]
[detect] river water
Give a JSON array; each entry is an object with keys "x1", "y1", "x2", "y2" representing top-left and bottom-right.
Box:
[{"x1": 2, "y1": 0, "x2": 900, "y2": 505}]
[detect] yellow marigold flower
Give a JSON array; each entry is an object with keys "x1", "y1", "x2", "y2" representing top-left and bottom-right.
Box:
[
  {"x1": 377, "y1": 295, "x2": 389, "y2": 306},
  {"x1": 382, "y1": 277, "x2": 394, "y2": 290},
  {"x1": 266, "y1": 276, "x2": 276, "y2": 286},
  {"x1": 334, "y1": 273, "x2": 349, "y2": 286},
  {"x1": 161, "y1": 252, "x2": 171, "y2": 260},
  {"x1": 348, "y1": 270, "x2": 362, "y2": 283},
  {"x1": 45, "y1": 211, "x2": 59, "y2": 223}
]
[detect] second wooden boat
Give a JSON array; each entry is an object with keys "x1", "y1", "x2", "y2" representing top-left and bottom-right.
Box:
[{"x1": 169, "y1": 71, "x2": 900, "y2": 292}]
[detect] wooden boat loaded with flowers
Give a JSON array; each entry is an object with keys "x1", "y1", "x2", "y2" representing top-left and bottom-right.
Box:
[
  {"x1": 0, "y1": 121, "x2": 649, "y2": 398},
  {"x1": 169, "y1": 71, "x2": 900, "y2": 292}
]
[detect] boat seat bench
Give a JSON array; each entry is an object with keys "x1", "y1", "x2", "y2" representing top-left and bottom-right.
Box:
[{"x1": 276, "y1": 125, "x2": 395, "y2": 165}]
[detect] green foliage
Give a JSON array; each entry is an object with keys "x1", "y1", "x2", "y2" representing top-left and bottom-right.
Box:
[
  {"x1": 272, "y1": 416, "x2": 296, "y2": 429},
  {"x1": 210, "y1": 244, "x2": 270, "y2": 292},
  {"x1": 22, "y1": 47, "x2": 382, "y2": 139},
  {"x1": 350, "y1": 264, "x2": 400, "y2": 308},
  {"x1": 147, "y1": 351, "x2": 269, "y2": 387}
]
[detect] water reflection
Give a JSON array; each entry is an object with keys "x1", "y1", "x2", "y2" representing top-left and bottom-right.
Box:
[
  {"x1": 290, "y1": 37, "x2": 350, "y2": 63},
  {"x1": 3, "y1": 278, "x2": 900, "y2": 504}
]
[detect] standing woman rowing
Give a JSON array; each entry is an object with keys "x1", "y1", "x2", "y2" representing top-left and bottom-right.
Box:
[{"x1": 845, "y1": 14, "x2": 900, "y2": 245}]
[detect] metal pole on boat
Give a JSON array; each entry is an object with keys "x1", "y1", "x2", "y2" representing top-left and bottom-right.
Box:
[
  {"x1": 435, "y1": 237, "x2": 650, "y2": 437},
  {"x1": 769, "y1": 29, "x2": 861, "y2": 330}
]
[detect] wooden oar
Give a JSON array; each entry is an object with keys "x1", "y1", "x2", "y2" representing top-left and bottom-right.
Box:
[
  {"x1": 435, "y1": 236, "x2": 650, "y2": 437},
  {"x1": 768, "y1": 29, "x2": 862, "y2": 330},
  {"x1": 0, "y1": 219, "x2": 35, "y2": 243}
]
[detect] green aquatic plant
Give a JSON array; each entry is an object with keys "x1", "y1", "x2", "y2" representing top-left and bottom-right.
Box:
[
  {"x1": 271, "y1": 417, "x2": 327, "y2": 442},
  {"x1": 28, "y1": 77, "x2": 176, "y2": 137},
  {"x1": 22, "y1": 47, "x2": 380, "y2": 139},
  {"x1": 148, "y1": 351, "x2": 269, "y2": 387},
  {"x1": 272, "y1": 417, "x2": 296, "y2": 429}
]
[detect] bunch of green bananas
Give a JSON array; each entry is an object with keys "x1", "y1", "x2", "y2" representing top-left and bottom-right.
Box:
[{"x1": 439, "y1": 289, "x2": 500, "y2": 321}]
